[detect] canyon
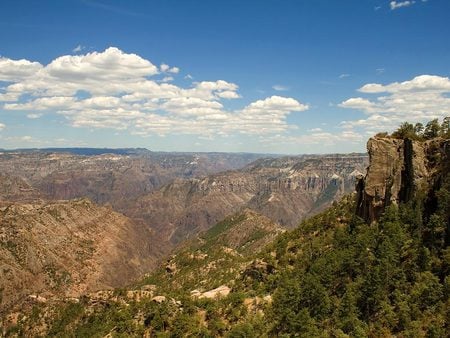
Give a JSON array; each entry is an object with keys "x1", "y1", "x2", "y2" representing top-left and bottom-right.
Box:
[{"x1": 0, "y1": 149, "x2": 368, "y2": 313}]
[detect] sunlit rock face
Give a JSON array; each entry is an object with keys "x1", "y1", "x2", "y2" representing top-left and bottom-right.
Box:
[{"x1": 356, "y1": 136, "x2": 449, "y2": 223}]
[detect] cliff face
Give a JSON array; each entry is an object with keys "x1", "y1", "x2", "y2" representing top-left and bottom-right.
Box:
[
  {"x1": 356, "y1": 136, "x2": 449, "y2": 222},
  {"x1": 0, "y1": 174, "x2": 41, "y2": 204}
]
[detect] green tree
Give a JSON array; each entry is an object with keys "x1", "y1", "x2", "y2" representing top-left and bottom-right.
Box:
[
  {"x1": 440, "y1": 116, "x2": 450, "y2": 138},
  {"x1": 424, "y1": 118, "x2": 441, "y2": 139},
  {"x1": 392, "y1": 122, "x2": 416, "y2": 139}
]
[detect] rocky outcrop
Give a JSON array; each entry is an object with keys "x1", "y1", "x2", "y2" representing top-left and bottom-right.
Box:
[
  {"x1": 356, "y1": 136, "x2": 449, "y2": 222},
  {"x1": 191, "y1": 285, "x2": 231, "y2": 299}
]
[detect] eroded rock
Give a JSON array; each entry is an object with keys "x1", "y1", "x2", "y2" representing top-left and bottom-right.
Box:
[{"x1": 356, "y1": 136, "x2": 449, "y2": 222}]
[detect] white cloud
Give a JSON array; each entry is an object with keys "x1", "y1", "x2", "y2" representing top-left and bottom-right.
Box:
[
  {"x1": 0, "y1": 57, "x2": 43, "y2": 82},
  {"x1": 160, "y1": 63, "x2": 170, "y2": 72},
  {"x1": 27, "y1": 113, "x2": 43, "y2": 119},
  {"x1": 236, "y1": 96, "x2": 308, "y2": 134},
  {"x1": 272, "y1": 84, "x2": 289, "y2": 91},
  {"x1": 72, "y1": 45, "x2": 85, "y2": 53},
  {"x1": 168, "y1": 66, "x2": 179, "y2": 74},
  {"x1": 4, "y1": 135, "x2": 34, "y2": 142},
  {"x1": 242, "y1": 96, "x2": 308, "y2": 115},
  {"x1": 359, "y1": 75, "x2": 450, "y2": 93},
  {"x1": 339, "y1": 74, "x2": 350, "y2": 79},
  {"x1": 340, "y1": 74, "x2": 450, "y2": 133},
  {"x1": 0, "y1": 47, "x2": 309, "y2": 138},
  {"x1": 160, "y1": 63, "x2": 179, "y2": 74},
  {"x1": 160, "y1": 76, "x2": 174, "y2": 83},
  {"x1": 45, "y1": 47, "x2": 158, "y2": 82},
  {"x1": 390, "y1": 1, "x2": 415, "y2": 10}
]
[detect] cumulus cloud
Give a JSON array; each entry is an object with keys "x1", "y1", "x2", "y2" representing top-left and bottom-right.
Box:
[
  {"x1": 160, "y1": 63, "x2": 169, "y2": 72},
  {"x1": 0, "y1": 57, "x2": 43, "y2": 82},
  {"x1": 168, "y1": 66, "x2": 179, "y2": 74},
  {"x1": 390, "y1": 1, "x2": 415, "y2": 10},
  {"x1": 0, "y1": 47, "x2": 308, "y2": 138},
  {"x1": 160, "y1": 63, "x2": 179, "y2": 74},
  {"x1": 339, "y1": 74, "x2": 450, "y2": 132},
  {"x1": 237, "y1": 96, "x2": 308, "y2": 134}
]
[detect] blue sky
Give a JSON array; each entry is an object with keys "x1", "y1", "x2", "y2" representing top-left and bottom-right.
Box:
[{"x1": 0, "y1": 0, "x2": 449, "y2": 153}]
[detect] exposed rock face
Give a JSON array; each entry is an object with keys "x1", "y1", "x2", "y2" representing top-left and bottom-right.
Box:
[
  {"x1": 0, "y1": 199, "x2": 158, "y2": 312},
  {"x1": 191, "y1": 285, "x2": 231, "y2": 299},
  {"x1": 356, "y1": 136, "x2": 449, "y2": 222},
  {"x1": 0, "y1": 174, "x2": 41, "y2": 203},
  {"x1": 129, "y1": 154, "x2": 368, "y2": 245}
]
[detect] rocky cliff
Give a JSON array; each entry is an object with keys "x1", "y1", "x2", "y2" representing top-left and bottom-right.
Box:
[
  {"x1": 0, "y1": 174, "x2": 42, "y2": 204},
  {"x1": 356, "y1": 136, "x2": 450, "y2": 222}
]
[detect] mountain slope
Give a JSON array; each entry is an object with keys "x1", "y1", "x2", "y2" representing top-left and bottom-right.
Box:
[
  {"x1": 0, "y1": 199, "x2": 159, "y2": 313},
  {"x1": 0, "y1": 174, "x2": 41, "y2": 204},
  {"x1": 140, "y1": 209, "x2": 285, "y2": 294}
]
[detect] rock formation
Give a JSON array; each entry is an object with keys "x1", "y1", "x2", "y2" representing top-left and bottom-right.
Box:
[{"x1": 356, "y1": 136, "x2": 450, "y2": 222}]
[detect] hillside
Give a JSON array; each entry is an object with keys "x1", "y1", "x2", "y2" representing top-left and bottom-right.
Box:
[
  {"x1": 0, "y1": 199, "x2": 160, "y2": 314},
  {"x1": 141, "y1": 209, "x2": 285, "y2": 294},
  {"x1": 0, "y1": 174, "x2": 41, "y2": 204}
]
